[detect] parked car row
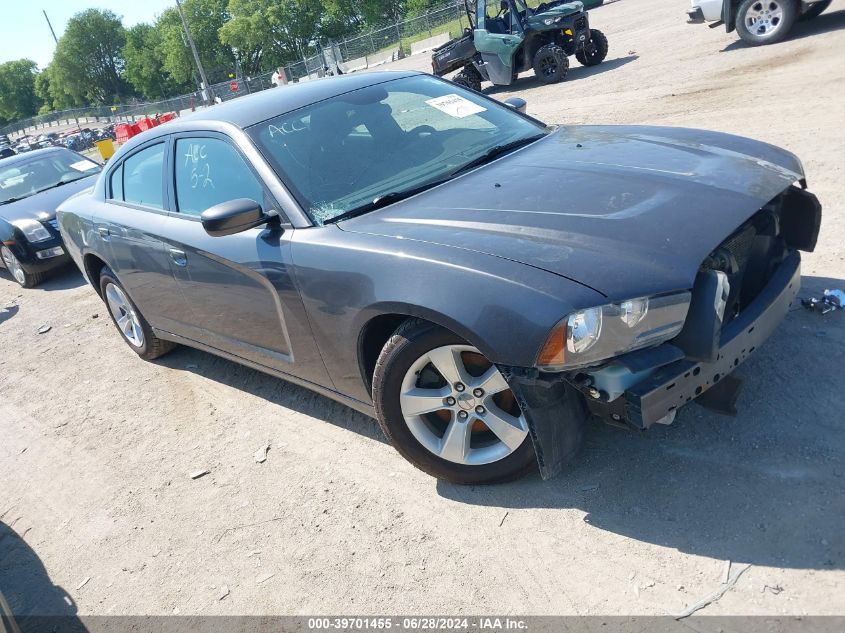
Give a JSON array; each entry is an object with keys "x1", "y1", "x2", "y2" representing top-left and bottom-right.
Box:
[
  {"x1": 1, "y1": 71, "x2": 821, "y2": 483},
  {"x1": 9, "y1": 126, "x2": 116, "y2": 155}
]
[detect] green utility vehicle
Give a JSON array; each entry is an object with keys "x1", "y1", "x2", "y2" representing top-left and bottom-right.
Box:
[{"x1": 432, "y1": 0, "x2": 608, "y2": 89}]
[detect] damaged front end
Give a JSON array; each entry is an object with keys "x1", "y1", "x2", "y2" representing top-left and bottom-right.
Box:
[{"x1": 502, "y1": 184, "x2": 821, "y2": 480}]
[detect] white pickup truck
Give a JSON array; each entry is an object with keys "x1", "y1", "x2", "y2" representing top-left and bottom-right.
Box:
[{"x1": 687, "y1": 0, "x2": 833, "y2": 45}]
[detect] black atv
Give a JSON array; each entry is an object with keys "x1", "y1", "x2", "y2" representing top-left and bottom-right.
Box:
[{"x1": 432, "y1": 0, "x2": 608, "y2": 90}]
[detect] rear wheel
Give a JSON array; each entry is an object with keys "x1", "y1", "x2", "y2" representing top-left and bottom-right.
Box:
[
  {"x1": 735, "y1": 0, "x2": 798, "y2": 46},
  {"x1": 0, "y1": 245, "x2": 45, "y2": 288},
  {"x1": 373, "y1": 320, "x2": 537, "y2": 484},
  {"x1": 451, "y1": 66, "x2": 483, "y2": 92},
  {"x1": 575, "y1": 29, "x2": 609, "y2": 66},
  {"x1": 99, "y1": 267, "x2": 176, "y2": 360},
  {"x1": 533, "y1": 44, "x2": 569, "y2": 83},
  {"x1": 799, "y1": 0, "x2": 831, "y2": 20}
]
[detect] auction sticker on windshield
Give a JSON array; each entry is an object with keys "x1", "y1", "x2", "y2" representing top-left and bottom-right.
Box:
[
  {"x1": 70, "y1": 159, "x2": 99, "y2": 172},
  {"x1": 425, "y1": 94, "x2": 486, "y2": 118}
]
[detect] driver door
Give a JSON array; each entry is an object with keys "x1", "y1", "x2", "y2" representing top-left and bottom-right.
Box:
[
  {"x1": 474, "y1": 0, "x2": 522, "y2": 84},
  {"x1": 159, "y1": 132, "x2": 331, "y2": 387}
]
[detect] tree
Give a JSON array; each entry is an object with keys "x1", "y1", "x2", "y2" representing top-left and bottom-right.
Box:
[
  {"x1": 124, "y1": 23, "x2": 190, "y2": 100},
  {"x1": 319, "y1": 0, "x2": 366, "y2": 39},
  {"x1": 221, "y1": 0, "x2": 322, "y2": 70},
  {"x1": 0, "y1": 59, "x2": 39, "y2": 124},
  {"x1": 360, "y1": 0, "x2": 407, "y2": 24},
  {"x1": 50, "y1": 9, "x2": 129, "y2": 105},
  {"x1": 156, "y1": 0, "x2": 236, "y2": 87}
]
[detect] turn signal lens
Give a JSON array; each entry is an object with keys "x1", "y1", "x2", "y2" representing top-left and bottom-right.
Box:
[{"x1": 538, "y1": 322, "x2": 566, "y2": 368}]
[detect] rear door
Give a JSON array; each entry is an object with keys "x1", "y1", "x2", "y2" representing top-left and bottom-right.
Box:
[
  {"x1": 160, "y1": 131, "x2": 330, "y2": 385},
  {"x1": 95, "y1": 139, "x2": 190, "y2": 336}
]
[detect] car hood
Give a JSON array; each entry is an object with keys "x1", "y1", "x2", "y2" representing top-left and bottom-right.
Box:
[
  {"x1": 339, "y1": 125, "x2": 804, "y2": 299},
  {"x1": 0, "y1": 175, "x2": 97, "y2": 224}
]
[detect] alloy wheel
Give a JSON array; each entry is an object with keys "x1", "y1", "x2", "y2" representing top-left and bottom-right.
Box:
[
  {"x1": 539, "y1": 57, "x2": 558, "y2": 77},
  {"x1": 399, "y1": 344, "x2": 529, "y2": 466},
  {"x1": 745, "y1": 0, "x2": 785, "y2": 36},
  {"x1": 0, "y1": 246, "x2": 26, "y2": 285},
  {"x1": 105, "y1": 282, "x2": 145, "y2": 348}
]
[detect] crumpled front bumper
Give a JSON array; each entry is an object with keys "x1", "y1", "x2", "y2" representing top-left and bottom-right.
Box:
[
  {"x1": 501, "y1": 249, "x2": 801, "y2": 480},
  {"x1": 600, "y1": 250, "x2": 801, "y2": 429}
]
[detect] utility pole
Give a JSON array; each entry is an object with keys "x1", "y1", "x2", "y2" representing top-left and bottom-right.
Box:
[
  {"x1": 175, "y1": 0, "x2": 214, "y2": 105},
  {"x1": 43, "y1": 10, "x2": 82, "y2": 134},
  {"x1": 42, "y1": 10, "x2": 58, "y2": 42}
]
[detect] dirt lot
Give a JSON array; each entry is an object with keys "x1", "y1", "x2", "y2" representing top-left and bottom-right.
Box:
[{"x1": 2, "y1": 0, "x2": 844, "y2": 618}]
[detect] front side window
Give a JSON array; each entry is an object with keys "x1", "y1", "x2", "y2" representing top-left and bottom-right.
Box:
[
  {"x1": 249, "y1": 74, "x2": 545, "y2": 225},
  {"x1": 123, "y1": 144, "x2": 165, "y2": 209},
  {"x1": 174, "y1": 137, "x2": 264, "y2": 216}
]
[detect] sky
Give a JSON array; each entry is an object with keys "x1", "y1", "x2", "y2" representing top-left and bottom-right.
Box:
[{"x1": 0, "y1": 0, "x2": 176, "y2": 69}]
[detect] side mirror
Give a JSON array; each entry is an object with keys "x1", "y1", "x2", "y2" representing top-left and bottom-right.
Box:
[
  {"x1": 503, "y1": 97, "x2": 527, "y2": 113},
  {"x1": 201, "y1": 198, "x2": 270, "y2": 237}
]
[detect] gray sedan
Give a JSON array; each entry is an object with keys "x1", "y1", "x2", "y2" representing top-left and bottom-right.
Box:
[{"x1": 57, "y1": 71, "x2": 821, "y2": 483}]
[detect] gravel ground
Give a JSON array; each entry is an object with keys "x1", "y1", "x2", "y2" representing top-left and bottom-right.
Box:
[{"x1": 1, "y1": 0, "x2": 844, "y2": 618}]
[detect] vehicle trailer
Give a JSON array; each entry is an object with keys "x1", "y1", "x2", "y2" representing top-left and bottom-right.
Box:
[
  {"x1": 687, "y1": 0, "x2": 834, "y2": 46},
  {"x1": 432, "y1": 0, "x2": 608, "y2": 89}
]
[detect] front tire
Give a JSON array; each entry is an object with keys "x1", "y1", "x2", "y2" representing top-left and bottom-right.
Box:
[
  {"x1": 575, "y1": 29, "x2": 609, "y2": 66},
  {"x1": 533, "y1": 44, "x2": 569, "y2": 83},
  {"x1": 99, "y1": 267, "x2": 176, "y2": 360},
  {"x1": 0, "y1": 245, "x2": 45, "y2": 288},
  {"x1": 372, "y1": 320, "x2": 537, "y2": 484},
  {"x1": 735, "y1": 0, "x2": 798, "y2": 46}
]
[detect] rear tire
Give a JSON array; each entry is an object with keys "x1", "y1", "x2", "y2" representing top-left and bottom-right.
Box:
[
  {"x1": 799, "y1": 0, "x2": 831, "y2": 20},
  {"x1": 372, "y1": 319, "x2": 537, "y2": 484},
  {"x1": 99, "y1": 267, "x2": 176, "y2": 360},
  {"x1": 575, "y1": 29, "x2": 609, "y2": 66},
  {"x1": 452, "y1": 66, "x2": 483, "y2": 92},
  {"x1": 533, "y1": 44, "x2": 569, "y2": 83},
  {"x1": 735, "y1": 0, "x2": 798, "y2": 46}
]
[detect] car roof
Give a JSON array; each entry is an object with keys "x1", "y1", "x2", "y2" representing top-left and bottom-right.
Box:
[{"x1": 175, "y1": 70, "x2": 421, "y2": 130}]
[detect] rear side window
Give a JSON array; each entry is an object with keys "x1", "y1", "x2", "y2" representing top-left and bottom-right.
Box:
[
  {"x1": 109, "y1": 164, "x2": 123, "y2": 200},
  {"x1": 123, "y1": 144, "x2": 165, "y2": 209},
  {"x1": 174, "y1": 137, "x2": 264, "y2": 216}
]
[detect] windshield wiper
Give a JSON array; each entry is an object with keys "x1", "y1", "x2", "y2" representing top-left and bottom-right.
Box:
[
  {"x1": 449, "y1": 133, "x2": 546, "y2": 177},
  {"x1": 325, "y1": 177, "x2": 452, "y2": 224}
]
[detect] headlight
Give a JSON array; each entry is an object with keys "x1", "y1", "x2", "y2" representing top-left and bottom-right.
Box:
[
  {"x1": 537, "y1": 292, "x2": 691, "y2": 371},
  {"x1": 12, "y1": 219, "x2": 51, "y2": 243}
]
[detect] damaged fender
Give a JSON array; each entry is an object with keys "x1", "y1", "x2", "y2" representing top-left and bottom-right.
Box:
[{"x1": 497, "y1": 366, "x2": 587, "y2": 480}]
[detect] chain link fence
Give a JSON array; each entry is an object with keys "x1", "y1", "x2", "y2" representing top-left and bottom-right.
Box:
[{"x1": 2, "y1": 1, "x2": 472, "y2": 138}]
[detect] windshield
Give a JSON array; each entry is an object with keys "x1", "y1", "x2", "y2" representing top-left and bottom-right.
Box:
[
  {"x1": 0, "y1": 150, "x2": 101, "y2": 204},
  {"x1": 249, "y1": 75, "x2": 546, "y2": 225}
]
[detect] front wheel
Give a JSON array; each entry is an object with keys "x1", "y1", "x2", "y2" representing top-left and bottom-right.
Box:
[
  {"x1": 575, "y1": 29, "x2": 609, "y2": 67},
  {"x1": 735, "y1": 0, "x2": 798, "y2": 46},
  {"x1": 533, "y1": 44, "x2": 569, "y2": 84},
  {"x1": 372, "y1": 320, "x2": 537, "y2": 484},
  {"x1": 0, "y1": 245, "x2": 45, "y2": 288}
]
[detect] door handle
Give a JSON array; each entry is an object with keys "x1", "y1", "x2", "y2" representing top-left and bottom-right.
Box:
[
  {"x1": 97, "y1": 226, "x2": 110, "y2": 241},
  {"x1": 169, "y1": 248, "x2": 187, "y2": 267}
]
